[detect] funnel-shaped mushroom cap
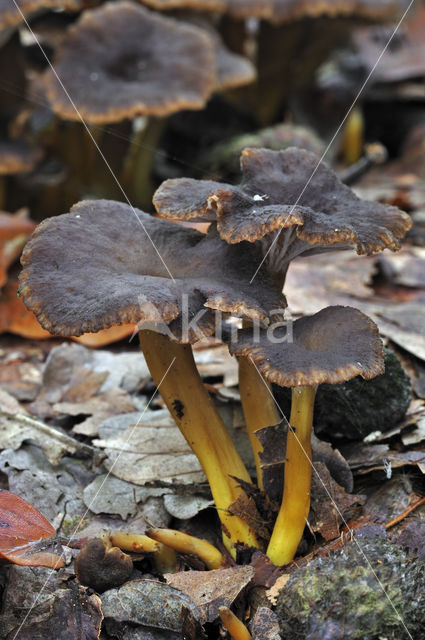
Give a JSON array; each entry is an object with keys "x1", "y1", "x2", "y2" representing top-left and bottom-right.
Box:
[
  {"x1": 44, "y1": 2, "x2": 217, "y2": 123},
  {"x1": 19, "y1": 200, "x2": 286, "y2": 342},
  {"x1": 154, "y1": 147, "x2": 412, "y2": 271},
  {"x1": 0, "y1": 0, "x2": 81, "y2": 29},
  {"x1": 352, "y1": 8, "x2": 425, "y2": 84},
  {"x1": 227, "y1": 0, "x2": 405, "y2": 22},
  {"x1": 179, "y1": 14, "x2": 256, "y2": 91},
  {"x1": 229, "y1": 306, "x2": 384, "y2": 387}
]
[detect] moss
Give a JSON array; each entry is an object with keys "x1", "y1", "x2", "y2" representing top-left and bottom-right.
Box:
[{"x1": 275, "y1": 537, "x2": 424, "y2": 639}]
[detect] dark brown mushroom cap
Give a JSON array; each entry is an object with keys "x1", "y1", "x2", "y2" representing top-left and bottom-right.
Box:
[
  {"x1": 178, "y1": 13, "x2": 256, "y2": 91},
  {"x1": 153, "y1": 147, "x2": 412, "y2": 257},
  {"x1": 352, "y1": 8, "x2": 425, "y2": 84},
  {"x1": 44, "y1": 2, "x2": 217, "y2": 123},
  {"x1": 0, "y1": 0, "x2": 81, "y2": 29},
  {"x1": 229, "y1": 306, "x2": 384, "y2": 387},
  {"x1": 227, "y1": 0, "x2": 404, "y2": 22},
  {"x1": 0, "y1": 139, "x2": 43, "y2": 175},
  {"x1": 19, "y1": 200, "x2": 286, "y2": 342}
]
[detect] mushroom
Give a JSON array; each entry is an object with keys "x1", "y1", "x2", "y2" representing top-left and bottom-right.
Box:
[
  {"x1": 19, "y1": 199, "x2": 286, "y2": 556},
  {"x1": 229, "y1": 305, "x2": 385, "y2": 565},
  {"x1": 0, "y1": 139, "x2": 42, "y2": 209},
  {"x1": 153, "y1": 146, "x2": 411, "y2": 487},
  {"x1": 43, "y1": 1, "x2": 254, "y2": 208},
  {"x1": 0, "y1": 0, "x2": 81, "y2": 30},
  {"x1": 44, "y1": 2, "x2": 217, "y2": 124}
]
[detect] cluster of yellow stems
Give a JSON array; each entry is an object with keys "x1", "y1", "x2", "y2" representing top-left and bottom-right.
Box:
[{"x1": 139, "y1": 329, "x2": 317, "y2": 567}]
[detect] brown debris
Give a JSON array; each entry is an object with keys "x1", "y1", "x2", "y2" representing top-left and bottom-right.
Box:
[
  {"x1": 309, "y1": 461, "x2": 366, "y2": 542},
  {"x1": 166, "y1": 565, "x2": 254, "y2": 624},
  {"x1": 45, "y1": 2, "x2": 217, "y2": 123}
]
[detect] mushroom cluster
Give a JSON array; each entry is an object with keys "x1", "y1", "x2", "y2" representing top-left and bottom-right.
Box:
[
  {"x1": 19, "y1": 198, "x2": 285, "y2": 556},
  {"x1": 153, "y1": 145, "x2": 411, "y2": 562},
  {"x1": 19, "y1": 145, "x2": 412, "y2": 565}
]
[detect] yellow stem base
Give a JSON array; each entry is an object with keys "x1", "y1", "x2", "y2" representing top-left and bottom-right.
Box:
[
  {"x1": 266, "y1": 385, "x2": 316, "y2": 566},
  {"x1": 139, "y1": 330, "x2": 260, "y2": 557},
  {"x1": 238, "y1": 356, "x2": 281, "y2": 490}
]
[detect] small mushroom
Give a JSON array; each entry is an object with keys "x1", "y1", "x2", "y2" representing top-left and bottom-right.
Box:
[
  {"x1": 229, "y1": 305, "x2": 385, "y2": 565},
  {"x1": 19, "y1": 199, "x2": 286, "y2": 556},
  {"x1": 74, "y1": 537, "x2": 133, "y2": 592}
]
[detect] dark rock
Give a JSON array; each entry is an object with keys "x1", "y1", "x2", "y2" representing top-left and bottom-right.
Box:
[{"x1": 274, "y1": 348, "x2": 411, "y2": 440}]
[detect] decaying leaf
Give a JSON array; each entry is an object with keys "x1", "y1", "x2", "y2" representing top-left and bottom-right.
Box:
[
  {"x1": 166, "y1": 566, "x2": 255, "y2": 624},
  {"x1": 309, "y1": 462, "x2": 366, "y2": 542},
  {"x1": 0, "y1": 402, "x2": 94, "y2": 465},
  {"x1": 83, "y1": 473, "x2": 172, "y2": 520},
  {"x1": 6, "y1": 586, "x2": 103, "y2": 640},
  {"x1": 101, "y1": 579, "x2": 203, "y2": 638},
  {"x1": 250, "y1": 606, "x2": 281, "y2": 640},
  {"x1": 93, "y1": 410, "x2": 205, "y2": 485}
]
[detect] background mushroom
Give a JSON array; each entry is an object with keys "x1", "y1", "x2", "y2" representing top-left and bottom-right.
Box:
[
  {"x1": 229, "y1": 305, "x2": 385, "y2": 565},
  {"x1": 43, "y1": 1, "x2": 256, "y2": 209},
  {"x1": 19, "y1": 198, "x2": 286, "y2": 555}
]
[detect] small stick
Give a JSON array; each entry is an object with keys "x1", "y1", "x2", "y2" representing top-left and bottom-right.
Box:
[{"x1": 385, "y1": 496, "x2": 425, "y2": 530}]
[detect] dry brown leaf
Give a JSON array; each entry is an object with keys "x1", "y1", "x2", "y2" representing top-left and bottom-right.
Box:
[{"x1": 166, "y1": 566, "x2": 254, "y2": 624}]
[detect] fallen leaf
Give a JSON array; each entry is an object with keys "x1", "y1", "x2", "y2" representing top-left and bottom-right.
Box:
[
  {"x1": 0, "y1": 490, "x2": 64, "y2": 568},
  {"x1": 310, "y1": 462, "x2": 366, "y2": 542},
  {"x1": 101, "y1": 579, "x2": 202, "y2": 638},
  {"x1": 166, "y1": 566, "x2": 254, "y2": 624},
  {"x1": 0, "y1": 407, "x2": 94, "y2": 465},
  {"x1": 6, "y1": 586, "x2": 103, "y2": 640},
  {"x1": 251, "y1": 607, "x2": 281, "y2": 640},
  {"x1": 94, "y1": 410, "x2": 205, "y2": 486},
  {"x1": 83, "y1": 473, "x2": 172, "y2": 520}
]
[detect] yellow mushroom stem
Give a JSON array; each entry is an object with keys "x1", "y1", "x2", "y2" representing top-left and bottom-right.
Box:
[
  {"x1": 266, "y1": 385, "x2": 317, "y2": 566},
  {"x1": 147, "y1": 527, "x2": 225, "y2": 571},
  {"x1": 139, "y1": 329, "x2": 260, "y2": 557},
  {"x1": 238, "y1": 356, "x2": 281, "y2": 490},
  {"x1": 152, "y1": 541, "x2": 178, "y2": 574},
  {"x1": 342, "y1": 106, "x2": 364, "y2": 165},
  {"x1": 218, "y1": 607, "x2": 252, "y2": 640},
  {"x1": 107, "y1": 531, "x2": 159, "y2": 554}
]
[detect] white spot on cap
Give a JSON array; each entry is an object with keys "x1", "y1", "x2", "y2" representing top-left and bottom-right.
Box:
[{"x1": 90, "y1": 72, "x2": 99, "y2": 82}]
